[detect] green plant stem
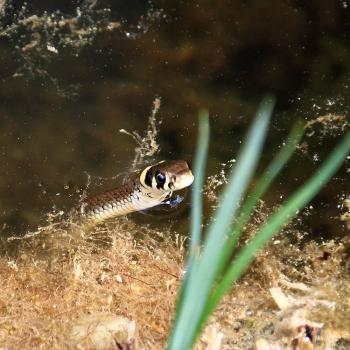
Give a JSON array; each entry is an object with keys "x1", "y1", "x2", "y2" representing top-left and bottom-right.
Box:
[
  {"x1": 189, "y1": 110, "x2": 209, "y2": 258},
  {"x1": 173, "y1": 111, "x2": 209, "y2": 320},
  {"x1": 202, "y1": 130, "x2": 350, "y2": 326},
  {"x1": 168, "y1": 96, "x2": 275, "y2": 350},
  {"x1": 214, "y1": 120, "x2": 304, "y2": 282}
]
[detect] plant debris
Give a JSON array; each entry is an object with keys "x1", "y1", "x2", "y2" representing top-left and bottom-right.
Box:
[{"x1": 0, "y1": 213, "x2": 349, "y2": 349}]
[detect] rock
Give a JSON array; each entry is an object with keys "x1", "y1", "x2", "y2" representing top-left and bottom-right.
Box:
[{"x1": 69, "y1": 313, "x2": 136, "y2": 350}]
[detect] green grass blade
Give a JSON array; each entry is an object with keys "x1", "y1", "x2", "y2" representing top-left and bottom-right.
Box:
[
  {"x1": 189, "y1": 110, "x2": 210, "y2": 258},
  {"x1": 172, "y1": 111, "x2": 210, "y2": 322},
  {"x1": 167, "y1": 95, "x2": 275, "y2": 350},
  {"x1": 213, "y1": 120, "x2": 305, "y2": 282},
  {"x1": 203, "y1": 130, "x2": 350, "y2": 323}
]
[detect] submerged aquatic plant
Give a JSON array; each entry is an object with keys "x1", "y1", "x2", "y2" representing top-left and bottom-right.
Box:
[{"x1": 168, "y1": 96, "x2": 350, "y2": 350}]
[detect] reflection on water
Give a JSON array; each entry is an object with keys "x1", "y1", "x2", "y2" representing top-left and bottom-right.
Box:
[{"x1": 0, "y1": 1, "x2": 349, "y2": 239}]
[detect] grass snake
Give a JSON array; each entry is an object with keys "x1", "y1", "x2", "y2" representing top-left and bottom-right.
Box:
[{"x1": 75, "y1": 160, "x2": 194, "y2": 228}]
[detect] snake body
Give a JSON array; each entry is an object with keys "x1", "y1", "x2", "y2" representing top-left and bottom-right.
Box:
[{"x1": 75, "y1": 160, "x2": 194, "y2": 227}]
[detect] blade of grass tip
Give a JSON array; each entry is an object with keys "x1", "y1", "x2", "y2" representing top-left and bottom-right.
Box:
[
  {"x1": 213, "y1": 120, "x2": 305, "y2": 282},
  {"x1": 172, "y1": 111, "x2": 209, "y2": 320},
  {"x1": 204, "y1": 130, "x2": 350, "y2": 323},
  {"x1": 168, "y1": 95, "x2": 275, "y2": 350}
]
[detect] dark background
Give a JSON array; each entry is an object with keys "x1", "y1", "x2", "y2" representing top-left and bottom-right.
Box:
[{"x1": 0, "y1": 0, "x2": 349, "y2": 238}]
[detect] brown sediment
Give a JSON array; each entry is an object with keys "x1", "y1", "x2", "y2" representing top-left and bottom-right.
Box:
[{"x1": 0, "y1": 212, "x2": 349, "y2": 349}]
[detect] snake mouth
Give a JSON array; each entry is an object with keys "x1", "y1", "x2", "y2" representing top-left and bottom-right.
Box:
[{"x1": 173, "y1": 171, "x2": 194, "y2": 190}]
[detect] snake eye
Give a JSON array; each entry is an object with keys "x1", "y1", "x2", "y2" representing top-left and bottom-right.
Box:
[{"x1": 155, "y1": 171, "x2": 166, "y2": 188}]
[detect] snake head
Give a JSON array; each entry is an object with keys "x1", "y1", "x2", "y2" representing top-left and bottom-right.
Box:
[{"x1": 140, "y1": 160, "x2": 194, "y2": 192}]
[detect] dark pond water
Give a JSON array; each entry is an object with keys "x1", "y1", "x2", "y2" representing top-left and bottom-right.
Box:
[{"x1": 0, "y1": 1, "x2": 349, "y2": 240}]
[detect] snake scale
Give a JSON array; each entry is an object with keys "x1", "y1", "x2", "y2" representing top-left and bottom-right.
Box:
[{"x1": 74, "y1": 160, "x2": 194, "y2": 228}]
